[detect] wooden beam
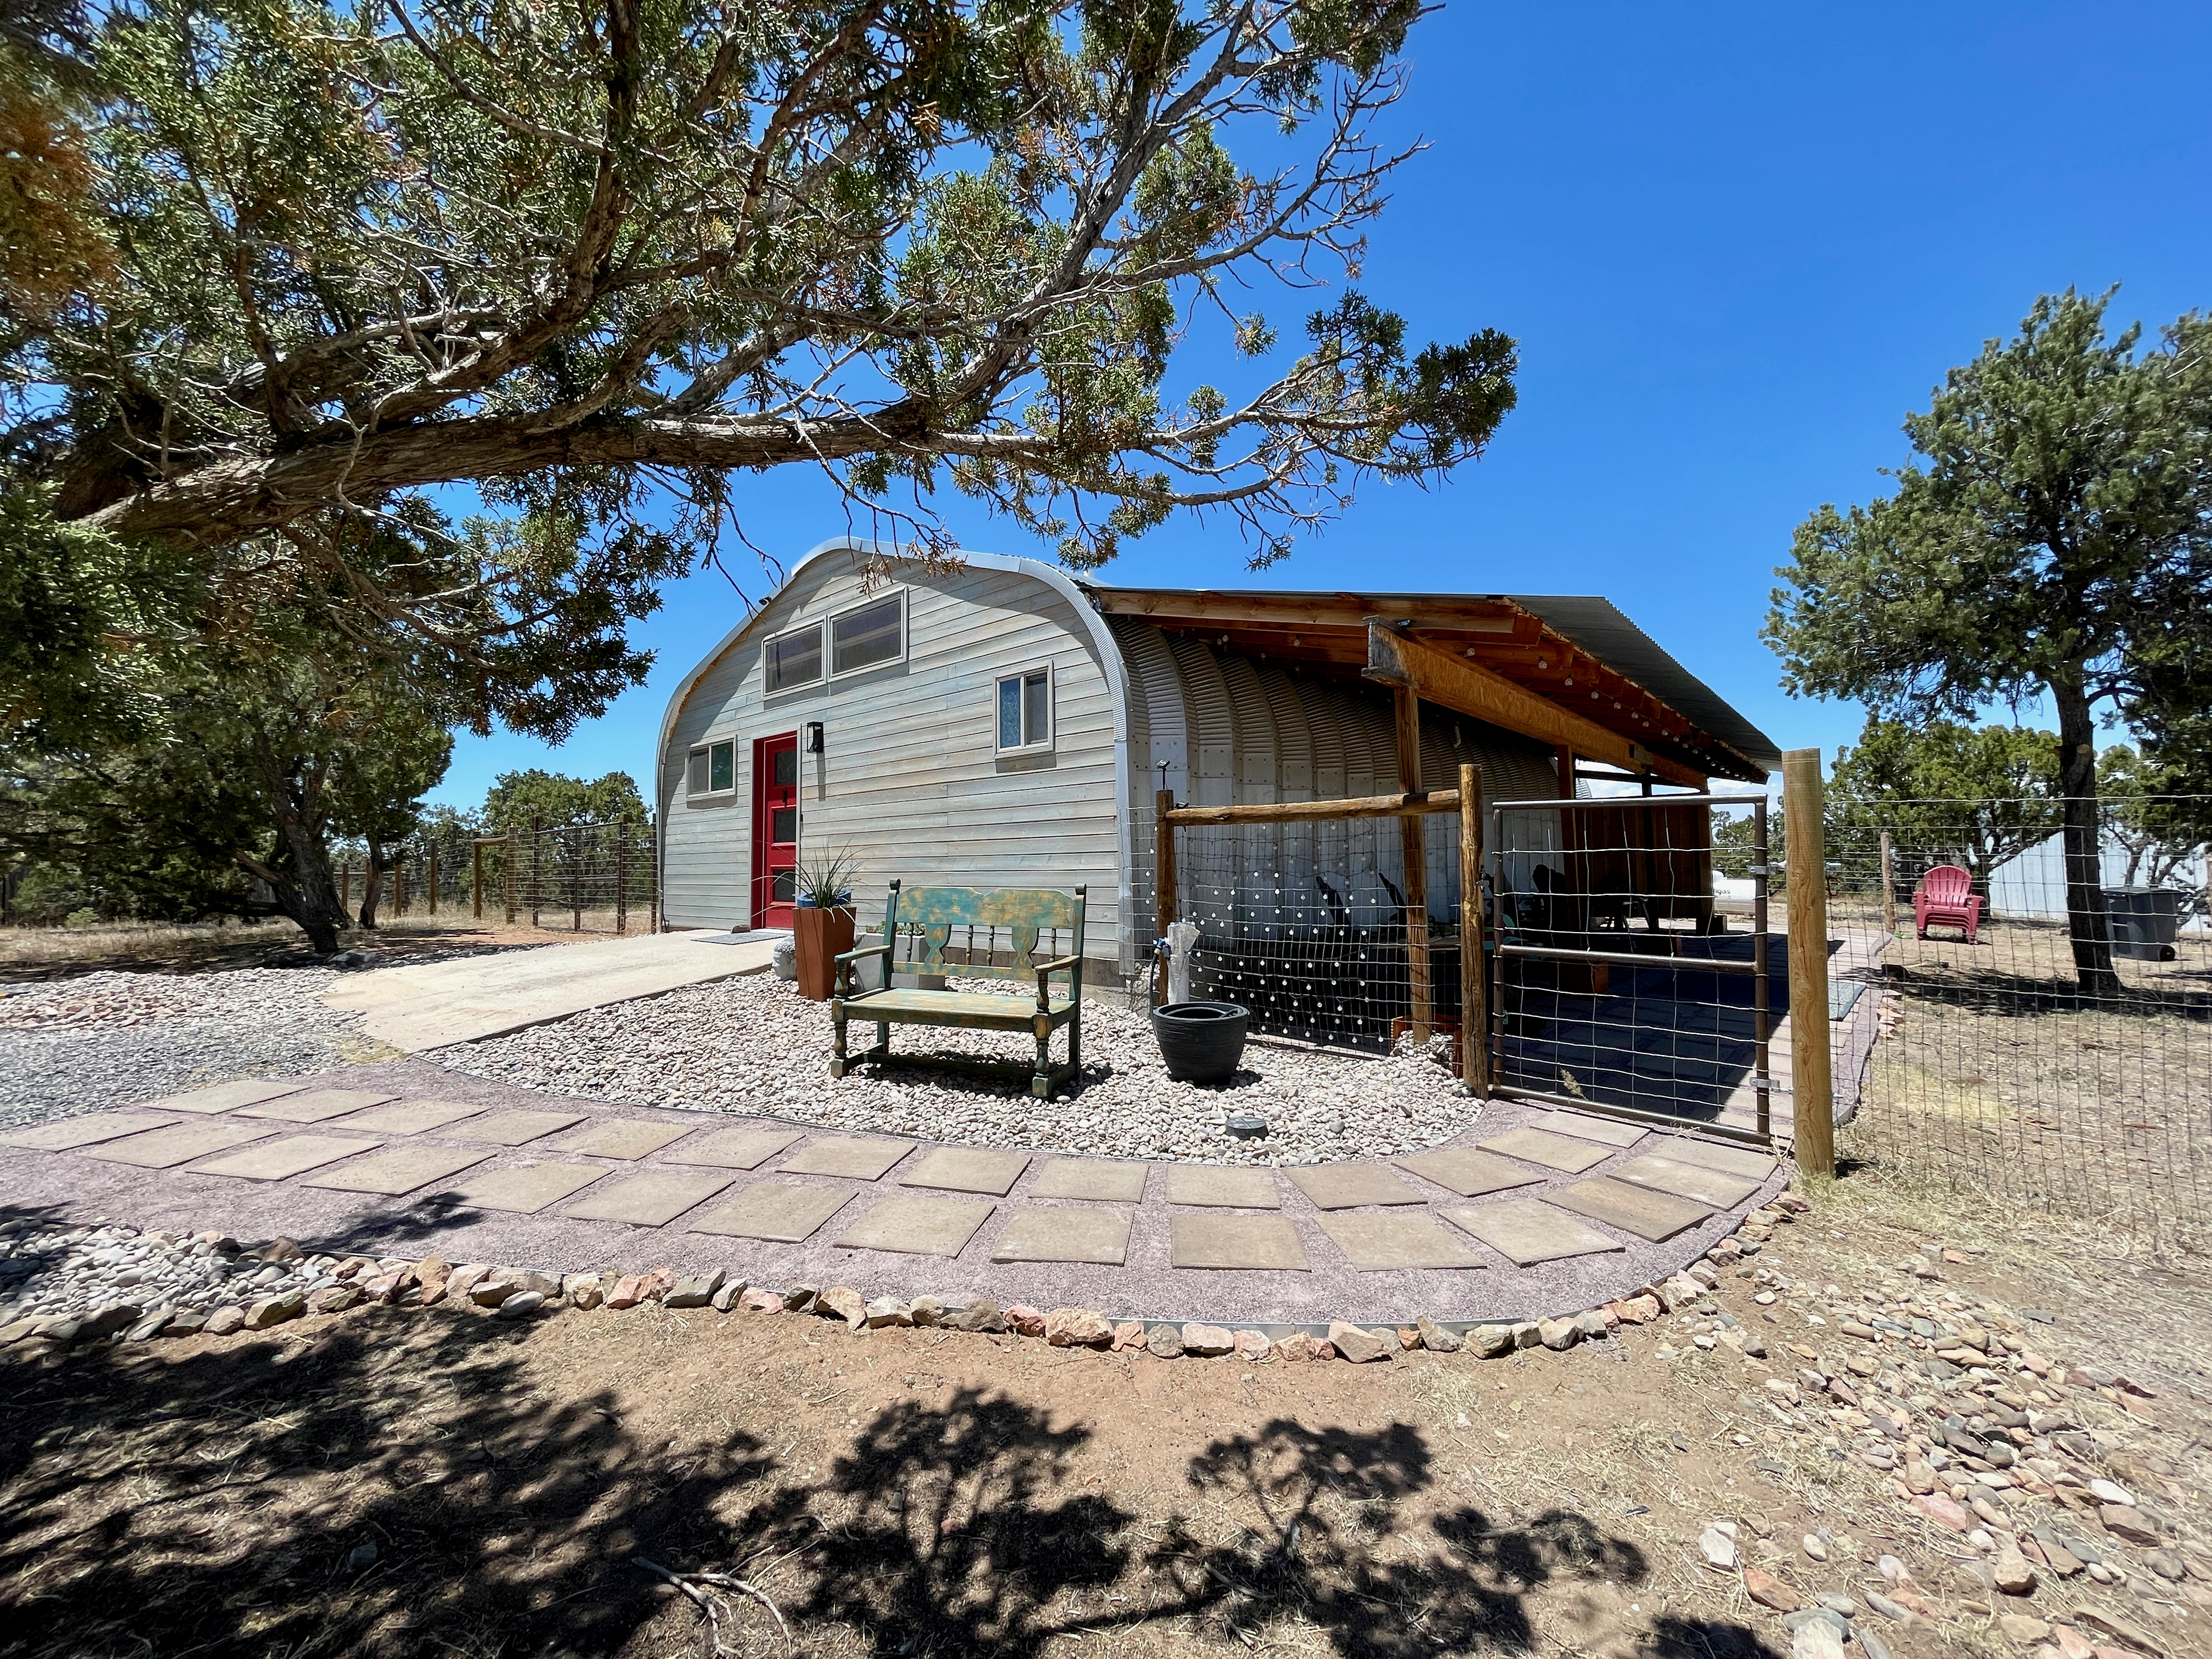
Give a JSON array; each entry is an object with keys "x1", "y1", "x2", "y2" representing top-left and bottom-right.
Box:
[
  {"x1": 1394, "y1": 684, "x2": 1432, "y2": 1041},
  {"x1": 1163, "y1": 789, "x2": 1462, "y2": 827},
  {"x1": 1365, "y1": 621, "x2": 1708, "y2": 789},
  {"x1": 1782, "y1": 748, "x2": 1836, "y2": 1178}
]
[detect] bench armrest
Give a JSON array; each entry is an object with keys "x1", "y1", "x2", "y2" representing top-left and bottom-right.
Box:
[
  {"x1": 833, "y1": 941, "x2": 891, "y2": 967},
  {"x1": 834, "y1": 939, "x2": 891, "y2": 998},
  {"x1": 1034, "y1": 952, "x2": 1082, "y2": 1008}
]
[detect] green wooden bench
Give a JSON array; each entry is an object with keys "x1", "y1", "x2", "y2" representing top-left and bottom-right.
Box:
[{"x1": 831, "y1": 881, "x2": 1087, "y2": 1098}]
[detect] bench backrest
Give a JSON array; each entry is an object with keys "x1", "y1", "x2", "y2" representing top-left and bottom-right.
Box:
[
  {"x1": 1918, "y1": 864, "x2": 1972, "y2": 904},
  {"x1": 881, "y1": 881, "x2": 1086, "y2": 980}
]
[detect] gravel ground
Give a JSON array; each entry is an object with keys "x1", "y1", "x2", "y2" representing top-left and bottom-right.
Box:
[
  {"x1": 438, "y1": 973, "x2": 1483, "y2": 1164},
  {"x1": 0, "y1": 1217, "x2": 368, "y2": 1335},
  {"x1": 0, "y1": 969, "x2": 367, "y2": 1128}
]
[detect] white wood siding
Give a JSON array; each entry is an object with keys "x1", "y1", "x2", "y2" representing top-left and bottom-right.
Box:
[{"x1": 659, "y1": 549, "x2": 1128, "y2": 967}]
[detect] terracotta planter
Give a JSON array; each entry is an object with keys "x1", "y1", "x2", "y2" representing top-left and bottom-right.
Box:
[{"x1": 794, "y1": 905, "x2": 856, "y2": 1001}]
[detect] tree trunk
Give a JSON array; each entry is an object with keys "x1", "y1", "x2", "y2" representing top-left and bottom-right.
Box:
[
  {"x1": 359, "y1": 838, "x2": 386, "y2": 929},
  {"x1": 2052, "y1": 676, "x2": 2120, "y2": 998},
  {"x1": 240, "y1": 816, "x2": 351, "y2": 953}
]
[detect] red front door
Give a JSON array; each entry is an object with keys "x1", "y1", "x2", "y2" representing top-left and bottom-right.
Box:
[{"x1": 752, "y1": 732, "x2": 799, "y2": 928}]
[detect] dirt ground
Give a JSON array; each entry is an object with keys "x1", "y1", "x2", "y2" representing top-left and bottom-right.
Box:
[
  {"x1": 0, "y1": 913, "x2": 629, "y2": 980},
  {"x1": 4, "y1": 1165, "x2": 2207, "y2": 1659}
]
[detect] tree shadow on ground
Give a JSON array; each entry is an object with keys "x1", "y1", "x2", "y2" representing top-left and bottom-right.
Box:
[{"x1": 0, "y1": 1321, "x2": 1782, "y2": 1658}]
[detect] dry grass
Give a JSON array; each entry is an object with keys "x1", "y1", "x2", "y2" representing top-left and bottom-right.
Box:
[
  {"x1": 1837, "y1": 907, "x2": 2212, "y2": 1255},
  {"x1": 0, "y1": 912, "x2": 641, "y2": 981}
]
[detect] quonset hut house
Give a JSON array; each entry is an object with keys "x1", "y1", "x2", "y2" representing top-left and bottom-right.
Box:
[{"x1": 656, "y1": 537, "x2": 1782, "y2": 1057}]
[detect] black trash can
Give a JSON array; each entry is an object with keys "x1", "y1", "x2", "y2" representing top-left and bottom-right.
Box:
[{"x1": 2102, "y1": 887, "x2": 2185, "y2": 962}]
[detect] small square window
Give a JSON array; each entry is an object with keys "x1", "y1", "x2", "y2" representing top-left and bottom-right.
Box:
[
  {"x1": 831, "y1": 592, "x2": 904, "y2": 676},
  {"x1": 996, "y1": 668, "x2": 1052, "y2": 753},
  {"x1": 765, "y1": 623, "x2": 823, "y2": 692},
  {"x1": 688, "y1": 738, "x2": 736, "y2": 796}
]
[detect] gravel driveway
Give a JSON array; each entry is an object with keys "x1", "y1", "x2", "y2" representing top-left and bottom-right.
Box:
[{"x1": 0, "y1": 969, "x2": 369, "y2": 1130}]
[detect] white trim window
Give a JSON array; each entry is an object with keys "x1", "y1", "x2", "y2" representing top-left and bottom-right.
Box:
[
  {"x1": 764, "y1": 621, "x2": 825, "y2": 693},
  {"x1": 830, "y1": 590, "x2": 906, "y2": 677},
  {"x1": 995, "y1": 665, "x2": 1053, "y2": 754},
  {"x1": 686, "y1": 738, "x2": 736, "y2": 797}
]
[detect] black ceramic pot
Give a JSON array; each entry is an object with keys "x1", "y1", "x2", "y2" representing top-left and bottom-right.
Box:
[{"x1": 1152, "y1": 1000, "x2": 1250, "y2": 1085}]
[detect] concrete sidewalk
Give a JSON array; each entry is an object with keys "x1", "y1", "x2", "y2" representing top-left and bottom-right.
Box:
[{"x1": 319, "y1": 931, "x2": 776, "y2": 1052}]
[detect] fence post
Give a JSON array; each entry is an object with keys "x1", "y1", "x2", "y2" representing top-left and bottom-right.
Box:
[
  {"x1": 571, "y1": 823, "x2": 583, "y2": 931},
  {"x1": 1783, "y1": 747, "x2": 1836, "y2": 1179},
  {"x1": 530, "y1": 817, "x2": 543, "y2": 928},
  {"x1": 341, "y1": 863, "x2": 353, "y2": 911},
  {"x1": 1154, "y1": 788, "x2": 1177, "y2": 1006},
  {"x1": 472, "y1": 839, "x2": 484, "y2": 919},
  {"x1": 427, "y1": 843, "x2": 438, "y2": 916},
  {"x1": 1878, "y1": 830, "x2": 1896, "y2": 936},
  {"x1": 648, "y1": 815, "x2": 659, "y2": 934},
  {"x1": 615, "y1": 821, "x2": 629, "y2": 936},
  {"x1": 504, "y1": 833, "x2": 516, "y2": 926},
  {"x1": 1458, "y1": 763, "x2": 1489, "y2": 1098}
]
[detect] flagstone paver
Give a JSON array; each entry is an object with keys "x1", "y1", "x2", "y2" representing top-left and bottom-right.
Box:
[
  {"x1": 234, "y1": 1088, "x2": 398, "y2": 1124},
  {"x1": 1026, "y1": 1157, "x2": 1149, "y2": 1203},
  {"x1": 1607, "y1": 1153, "x2": 1763, "y2": 1210},
  {"x1": 185, "y1": 1135, "x2": 382, "y2": 1182},
  {"x1": 299, "y1": 1144, "x2": 493, "y2": 1195},
  {"x1": 551, "y1": 1120, "x2": 694, "y2": 1160},
  {"x1": 432, "y1": 1163, "x2": 608, "y2": 1214},
  {"x1": 1163, "y1": 1165, "x2": 1279, "y2": 1209},
  {"x1": 331, "y1": 1099, "x2": 488, "y2": 1135},
  {"x1": 990, "y1": 1206, "x2": 1132, "y2": 1266},
  {"x1": 1169, "y1": 1213, "x2": 1308, "y2": 1271},
  {"x1": 1392, "y1": 1147, "x2": 1545, "y2": 1198},
  {"x1": 1532, "y1": 1108, "x2": 1647, "y2": 1148},
  {"x1": 899, "y1": 1147, "x2": 1029, "y2": 1196},
  {"x1": 562, "y1": 1170, "x2": 732, "y2": 1227},
  {"x1": 1644, "y1": 1136, "x2": 1776, "y2": 1181},
  {"x1": 833, "y1": 1197, "x2": 994, "y2": 1257},
  {"x1": 1284, "y1": 1163, "x2": 1425, "y2": 1210},
  {"x1": 83, "y1": 1121, "x2": 276, "y2": 1169},
  {"x1": 663, "y1": 1127, "x2": 804, "y2": 1170},
  {"x1": 1548, "y1": 1175, "x2": 1711, "y2": 1242},
  {"x1": 777, "y1": 1136, "x2": 910, "y2": 1181},
  {"x1": 690, "y1": 1181, "x2": 854, "y2": 1244},
  {"x1": 445, "y1": 1109, "x2": 589, "y2": 1146},
  {"x1": 1317, "y1": 1212, "x2": 1488, "y2": 1271},
  {"x1": 1476, "y1": 1127, "x2": 1615, "y2": 1174},
  {"x1": 142, "y1": 1079, "x2": 304, "y2": 1115},
  {"x1": 1, "y1": 1111, "x2": 176, "y2": 1151},
  {"x1": 1445, "y1": 1200, "x2": 1627, "y2": 1267}
]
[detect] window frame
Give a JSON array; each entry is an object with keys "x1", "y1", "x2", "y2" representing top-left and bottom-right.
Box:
[
  {"x1": 994, "y1": 662, "x2": 1055, "y2": 755},
  {"x1": 826, "y1": 588, "x2": 908, "y2": 680},
  {"x1": 763, "y1": 619, "x2": 826, "y2": 694},
  {"x1": 686, "y1": 737, "x2": 738, "y2": 799}
]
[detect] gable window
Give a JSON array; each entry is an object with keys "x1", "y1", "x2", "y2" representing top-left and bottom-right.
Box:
[
  {"x1": 996, "y1": 667, "x2": 1052, "y2": 753},
  {"x1": 687, "y1": 738, "x2": 736, "y2": 797},
  {"x1": 831, "y1": 592, "x2": 905, "y2": 676},
  {"x1": 765, "y1": 622, "x2": 823, "y2": 693}
]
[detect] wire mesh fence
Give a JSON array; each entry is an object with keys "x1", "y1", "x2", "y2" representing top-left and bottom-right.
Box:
[
  {"x1": 333, "y1": 819, "x2": 659, "y2": 935},
  {"x1": 1828, "y1": 797, "x2": 2211, "y2": 1252}
]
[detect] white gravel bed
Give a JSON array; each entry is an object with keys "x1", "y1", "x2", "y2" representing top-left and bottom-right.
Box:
[
  {"x1": 439, "y1": 973, "x2": 1484, "y2": 1164},
  {"x1": 0, "y1": 968, "x2": 366, "y2": 1128}
]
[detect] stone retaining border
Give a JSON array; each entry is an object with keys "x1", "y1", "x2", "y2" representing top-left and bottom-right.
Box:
[{"x1": 0, "y1": 1192, "x2": 1815, "y2": 1363}]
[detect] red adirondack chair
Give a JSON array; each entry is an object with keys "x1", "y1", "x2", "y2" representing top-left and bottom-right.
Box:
[{"x1": 1913, "y1": 864, "x2": 1984, "y2": 944}]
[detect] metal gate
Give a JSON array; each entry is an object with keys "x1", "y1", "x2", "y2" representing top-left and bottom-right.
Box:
[{"x1": 1485, "y1": 792, "x2": 1775, "y2": 1148}]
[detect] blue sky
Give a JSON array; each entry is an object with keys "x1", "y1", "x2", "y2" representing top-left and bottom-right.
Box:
[{"x1": 428, "y1": 2, "x2": 2212, "y2": 811}]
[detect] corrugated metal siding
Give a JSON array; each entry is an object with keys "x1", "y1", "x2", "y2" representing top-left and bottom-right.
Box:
[
  {"x1": 659, "y1": 552, "x2": 1125, "y2": 964},
  {"x1": 1113, "y1": 625, "x2": 1559, "y2": 934}
]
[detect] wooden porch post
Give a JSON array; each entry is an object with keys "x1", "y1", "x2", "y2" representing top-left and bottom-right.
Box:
[
  {"x1": 1458, "y1": 762, "x2": 1489, "y2": 1097},
  {"x1": 1393, "y1": 685, "x2": 1432, "y2": 1041},
  {"x1": 1783, "y1": 747, "x2": 1836, "y2": 1178},
  {"x1": 1154, "y1": 788, "x2": 1177, "y2": 1006}
]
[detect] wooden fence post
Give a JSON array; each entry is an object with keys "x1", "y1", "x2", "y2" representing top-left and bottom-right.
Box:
[
  {"x1": 571, "y1": 823, "x2": 583, "y2": 931},
  {"x1": 427, "y1": 844, "x2": 438, "y2": 916},
  {"x1": 1878, "y1": 830, "x2": 1896, "y2": 936},
  {"x1": 504, "y1": 833, "x2": 516, "y2": 926},
  {"x1": 530, "y1": 817, "x2": 543, "y2": 928},
  {"x1": 1154, "y1": 787, "x2": 1177, "y2": 1007},
  {"x1": 615, "y1": 821, "x2": 629, "y2": 936},
  {"x1": 472, "y1": 840, "x2": 484, "y2": 919},
  {"x1": 1783, "y1": 747, "x2": 1836, "y2": 1179},
  {"x1": 1458, "y1": 762, "x2": 1490, "y2": 1098},
  {"x1": 341, "y1": 863, "x2": 353, "y2": 911}
]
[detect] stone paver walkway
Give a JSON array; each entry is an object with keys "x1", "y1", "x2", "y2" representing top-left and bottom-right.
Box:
[{"x1": 0, "y1": 1056, "x2": 1787, "y2": 1326}]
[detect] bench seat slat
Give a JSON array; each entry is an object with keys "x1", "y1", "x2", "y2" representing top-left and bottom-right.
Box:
[{"x1": 838, "y1": 989, "x2": 1076, "y2": 1030}]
